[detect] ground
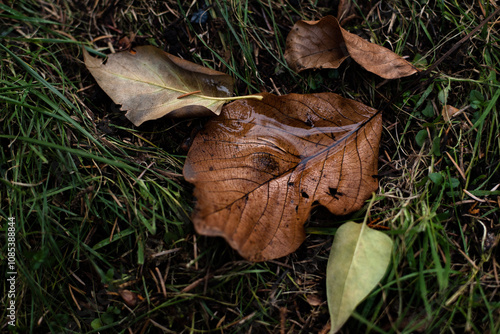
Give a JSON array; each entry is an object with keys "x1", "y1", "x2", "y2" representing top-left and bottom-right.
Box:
[{"x1": 1, "y1": 1, "x2": 499, "y2": 333}]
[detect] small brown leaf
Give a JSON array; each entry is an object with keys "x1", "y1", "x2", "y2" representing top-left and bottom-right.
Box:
[
  {"x1": 285, "y1": 16, "x2": 418, "y2": 79},
  {"x1": 284, "y1": 17, "x2": 349, "y2": 72},
  {"x1": 442, "y1": 104, "x2": 460, "y2": 121},
  {"x1": 306, "y1": 294, "x2": 323, "y2": 307},
  {"x1": 118, "y1": 289, "x2": 139, "y2": 307},
  {"x1": 184, "y1": 93, "x2": 382, "y2": 261},
  {"x1": 83, "y1": 46, "x2": 234, "y2": 126}
]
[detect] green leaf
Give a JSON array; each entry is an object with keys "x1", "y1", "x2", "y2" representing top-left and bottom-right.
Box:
[
  {"x1": 469, "y1": 90, "x2": 484, "y2": 103},
  {"x1": 327, "y1": 221, "x2": 393, "y2": 333},
  {"x1": 415, "y1": 129, "x2": 428, "y2": 147},
  {"x1": 414, "y1": 84, "x2": 434, "y2": 109},
  {"x1": 438, "y1": 85, "x2": 450, "y2": 105},
  {"x1": 447, "y1": 177, "x2": 460, "y2": 190},
  {"x1": 101, "y1": 312, "x2": 115, "y2": 325},
  {"x1": 428, "y1": 172, "x2": 444, "y2": 185},
  {"x1": 431, "y1": 136, "x2": 441, "y2": 156},
  {"x1": 91, "y1": 318, "x2": 104, "y2": 330},
  {"x1": 421, "y1": 102, "x2": 434, "y2": 118}
]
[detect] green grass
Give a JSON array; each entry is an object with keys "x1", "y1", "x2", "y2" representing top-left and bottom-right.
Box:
[{"x1": 1, "y1": 0, "x2": 499, "y2": 333}]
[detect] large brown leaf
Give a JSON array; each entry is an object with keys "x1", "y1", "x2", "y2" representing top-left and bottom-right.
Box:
[
  {"x1": 84, "y1": 46, "x2": 234, "y2": 126},
  {"x1": 183, "y1": 93, "x2": 382, "y2": 261},
  {"x1": 284, "y1": 16, "x2": 418, "y2": 79}
]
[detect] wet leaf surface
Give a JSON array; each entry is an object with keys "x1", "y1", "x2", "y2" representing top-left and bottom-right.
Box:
[
  {"x1": 84, "y1": 45, "x2": 234, "y2": 126},
  {"x1": 285, "y1": 16, "x2": 419, "y2": 79},
  {"x1": 184, "y1": 92, "x2": 382, "y2": 261}
]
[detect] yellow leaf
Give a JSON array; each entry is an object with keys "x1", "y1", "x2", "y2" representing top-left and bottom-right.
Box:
[
  {"x1": 84, "y1": 46, "x2": 235, "y2": 126},
  {"x1": 327, "y1": 221, "x2": 393, "y2": 333}
]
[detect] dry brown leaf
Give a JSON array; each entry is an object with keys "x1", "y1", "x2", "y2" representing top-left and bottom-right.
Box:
[
  {"x1": 184, "y1": 92, "x2": 382, "y2": 261},
  {"x1": 285, "y1": 16, "x2": 418, "y2": 79},
  {"x1": 442, "y1": 104, "x2": 460, "y2": 121},
  {"x1": 83, "y1": 46, "x2": 234, "y2": 126},
  {"x1": 118, "y1": 289, "x2": 139, "y2": 307},
  {"x1": 284, "y1": 17, "x2": 349, "y2": 72}
]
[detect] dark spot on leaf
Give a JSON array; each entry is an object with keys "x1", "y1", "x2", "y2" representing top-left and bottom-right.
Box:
[
  {"x1": 305, "y1": 116, "x2": 313, "y2": 127},
  {"x1": 328, "y1": 187, "x2": 343, "y2": 199},
  {"x1": 209, "y1": 166, "x2": 214, "y2": 171},
  {"x1": 312, "y1": 200, "x2": 320, "y2": 207},
  {"x1": 301, "y1": 191, "x2": 309, "y2": 199},
  {"x1": 253, "y1": 152, "x2": 279, "y2": 173},
  {"x1": 295, "y1": 205, "x2": 299, "y2": 212},
  {"x1": 288, "y1": 182, "x2": 294, "y2": 187}
]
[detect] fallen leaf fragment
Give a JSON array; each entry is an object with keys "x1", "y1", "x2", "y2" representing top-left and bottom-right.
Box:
[
  {"x1": 118, "y1": 289, "x2": 139, "y2": 308},
  {"x1": 442, "y1": 104, "x2": 460, "y2": 121},
  {"x1": 284, "y1": 17, "x2": 349, "y2": 72},
  {"x1": 326, "y1": 221, "x2": 393, "y2": 333},
  {"x1": 83, "y1": 45, "x2": 234, "y2": 126},
  {"x1": 184, "y1": 92, "x2": 382, "y2": 261},
  {"x1": 306, "y1": 294, "x2": 323, "y2": 307},
  {"x1": 285, "y1": 16, "x2": 418, "y2": 79}
]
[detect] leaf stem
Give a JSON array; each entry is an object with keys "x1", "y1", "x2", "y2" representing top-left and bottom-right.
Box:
[
  {"x1": 193, "y1": 94, "x2": 264, "y2": 101},
  {"x1": 177, "y1": 90, "x2": 202, "y2": 99},
  {"x1": 362, "y1": 194, "x2": 378, "y2": 226}
]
